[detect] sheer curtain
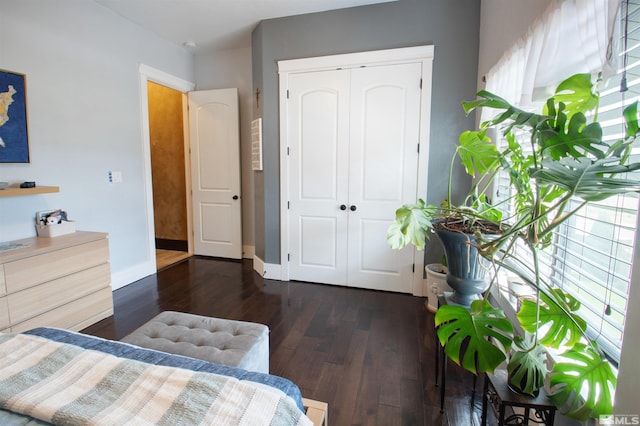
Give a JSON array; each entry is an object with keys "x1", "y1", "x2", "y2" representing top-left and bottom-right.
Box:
[{"x1": 482, "y1": 0, "x2": 621, "y2": 121}]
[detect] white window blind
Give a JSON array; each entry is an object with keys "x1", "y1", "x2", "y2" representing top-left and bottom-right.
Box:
[{"x1": 491, "y1": 0, "x2": 640, "y2": 363}]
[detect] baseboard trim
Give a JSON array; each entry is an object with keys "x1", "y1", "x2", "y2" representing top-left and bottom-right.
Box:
[
  {"x1": 155, "y1": 238, "x2": 188, "y2": 251},
  {"x1": 264, "y1": 262, "x2": 282, "y2": 280},
  {"x1": 243, "y1": 245, "x2": 255, "y2": 259},
  {"x1": 111, "y1": 260, "x2": 155, "y2": 290},
  {"x1": 253, "y1": 255, "x2": 265, "y2": 276},
  {"x1": 252, "y1": 255, "x2": 283, "y2": 280}
]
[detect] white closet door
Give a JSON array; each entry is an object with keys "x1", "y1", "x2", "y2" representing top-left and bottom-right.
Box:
[
  {"x1": 287, "y1": 70, "x2": 351, "y2": 285},
  {"x1": 346, "y1": 63, "x2": 421, "y2": 292},
  {"x1": 286, "y1": 63, "x2": 421, "y2": 292}
]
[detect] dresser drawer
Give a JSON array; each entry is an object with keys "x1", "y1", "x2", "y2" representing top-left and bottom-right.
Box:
[
  {"x1": 4, "y1": 238, "x2": 109, "y2": 293},
  {"x1": 0, "y1": 296, "x2": 8, "y2": 330},
  {"x1": 11, "y1": 286, "x2": 113, "y2": 333},
  {"x1": 7, "y1": 263, "x2": 111, "y2": 325}
]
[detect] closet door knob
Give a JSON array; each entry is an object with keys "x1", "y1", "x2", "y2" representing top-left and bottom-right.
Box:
[
  {"x1": 339, "y1": 204, "x2": 347, "y2": 211},
  {"x1": 350, "y1": 205, "x2": 357, "y2": 211},
  {"x1": 233, "y1": 195, "x2": 239, "y2": 200}
]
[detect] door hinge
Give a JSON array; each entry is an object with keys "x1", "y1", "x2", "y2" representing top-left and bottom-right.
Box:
[
  {"x1": 287, "y1": 201, "x2": 290, "y2": 209},
  {"x1": 288, "y1": 253, "x2": 291, "y2": 261},
  {"x1": 420, "y1": 78, "x2": 423, "y2": 89},
  {"x1": 286, "y1": 89, "x2": 290, "y2": 99},
  {"x1": 412, "y1": 264, "x2": 415, "y2": 273},
  {"x1": 417, "y1": 143, "x2": 420, "y2": 153},
  {"x1": 287, "y1": 146, "x2": 290, "y2": 155}
]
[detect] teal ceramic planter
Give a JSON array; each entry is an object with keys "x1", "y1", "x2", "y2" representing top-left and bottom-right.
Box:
[{"x1": 435, "y1": 228, "x2": 490, "y2": 306}]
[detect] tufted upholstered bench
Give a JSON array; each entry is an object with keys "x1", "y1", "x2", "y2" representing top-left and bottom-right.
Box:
[{"x1": 120, "y1": 311, "x2": 270, "y2": 374}]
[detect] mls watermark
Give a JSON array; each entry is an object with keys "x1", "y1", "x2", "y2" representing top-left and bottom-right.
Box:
[{"x1": 599, "y1": 415, "x2": 640, "y2": 425}]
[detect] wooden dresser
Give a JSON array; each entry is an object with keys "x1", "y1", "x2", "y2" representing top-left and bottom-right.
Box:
[{"x1": 0, "y1": 231, "x2": 113, "y2": 333}]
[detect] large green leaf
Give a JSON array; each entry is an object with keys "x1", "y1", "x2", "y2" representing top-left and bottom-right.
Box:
[
  {"x1": 462, "y1": 90, "x2": 513, "y2": 115},
  {"x1": 463, "y1": 91, "x2": 548, "y2": 132},
  {"x1": 435, "y1": 300, "x2": 513, "y2": 374},
  {"x1": 457, "y1": 130, "x2": 500, "y2": 177},
  {"x1": 536, "y1": 113, "x2": 608, "y2": 161},
  {"x1": 623, "y1": 101, "x2": 640, "y2": 139},
  {"x1": 507, "y1": 336, "x2": 549, "y2": 397},
  {"x1": 549, "y1": 343, "x2": 617, "y2": 420},
  {"x1": 517, "y1": 289, "x2": 586, "y2": 349},
  {"x1": 531, "y1": 157, "x2": 640, "y2": 202},
  {"x1": 386, "y1": 200, "x2": 437, "y2": 250},
  {"x1": 549, "y1": 73, "x2": 599, "y2": 118}
]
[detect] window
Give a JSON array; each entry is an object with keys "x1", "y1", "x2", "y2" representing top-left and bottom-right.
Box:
[{"x1": 491, "y1": 0, "x2": 640, "y2": 363}]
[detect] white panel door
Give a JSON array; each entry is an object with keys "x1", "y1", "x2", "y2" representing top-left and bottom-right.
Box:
[
  {"x1": 287, "y1": 70, "x2": 350, "y2": 284},
  {"x1": 347, "y1": 63, "x2": 421, "y2": 292},
  {"x1": 286, "y1": 63, "x2": 421, "y2": 292},
  {"x1": 188, "y1": 88, "x2": 242, "y2": 259}
]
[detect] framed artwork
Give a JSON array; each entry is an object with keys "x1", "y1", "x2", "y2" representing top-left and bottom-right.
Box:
[{"x1": 0, "y1": 69, "x2": 29, "y2": 163}]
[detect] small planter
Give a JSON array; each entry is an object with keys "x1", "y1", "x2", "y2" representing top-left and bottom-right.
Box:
[{"x1": 425, "y1": 263, "x2": 450, "y2": 313}]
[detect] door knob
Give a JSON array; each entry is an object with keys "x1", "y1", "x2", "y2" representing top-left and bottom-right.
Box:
[
  {"x1": 233, "y1": 195, "x2": 239, "y2": 200},
  {"x1": 350, "y1": 205, "x2": 357, "y2": 211},
  {"x1": 340, "y1": 204, "x2": 347, "y2": 211}
]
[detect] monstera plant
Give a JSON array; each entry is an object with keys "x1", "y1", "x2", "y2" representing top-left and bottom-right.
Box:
[
  {"x1": 387, "y1": 73, "x2": 640, "y2": 420},
  {"x1": 386, "y1": 128, "x2": 504, "y2": 305}
]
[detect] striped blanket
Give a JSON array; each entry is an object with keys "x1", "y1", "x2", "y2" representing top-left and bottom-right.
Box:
[{"x1": 0, "y1": 333, "x2": 312, "y2": 426}]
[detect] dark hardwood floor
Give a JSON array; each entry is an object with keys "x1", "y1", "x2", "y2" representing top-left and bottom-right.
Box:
[{"x1": 82, "y1": 256, "x2": 488, "y2": 426}]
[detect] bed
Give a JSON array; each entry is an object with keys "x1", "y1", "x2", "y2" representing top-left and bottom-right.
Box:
[{"x1": 0, "y1": 328, "x2": 319, "y2": 425}]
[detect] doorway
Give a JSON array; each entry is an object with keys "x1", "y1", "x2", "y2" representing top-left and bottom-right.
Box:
[
  {"x1": 147, "y1": 81, "x2": 192, "y2": 270},
  {"x1": 139, "y1": 65, "x2": 243, "y2": 274}
]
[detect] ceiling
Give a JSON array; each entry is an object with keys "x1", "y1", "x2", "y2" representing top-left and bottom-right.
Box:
[{"x1": 94, "y1": 0, "x2": 396, "y2": 53}]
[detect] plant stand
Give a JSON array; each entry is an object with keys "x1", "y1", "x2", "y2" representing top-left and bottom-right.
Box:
[{"x1": 481, "y1": 369, "x2": 557, "y2": 425}]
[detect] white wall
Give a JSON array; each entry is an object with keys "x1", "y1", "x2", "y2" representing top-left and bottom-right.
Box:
[
  {"x1": 479, "y1": 0, "x2": 639, "y2": 415},
  {"x1": 194, "y1": 48, "x2": 255, "y2": 258},
  {"x1": 0, "y1": 0, "x2": 194, "y2": 287}
]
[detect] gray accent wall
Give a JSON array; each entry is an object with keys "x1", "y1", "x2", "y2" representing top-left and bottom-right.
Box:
[{"x1": 252, "y1": 0, "x2": 481, "y2": 264}]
